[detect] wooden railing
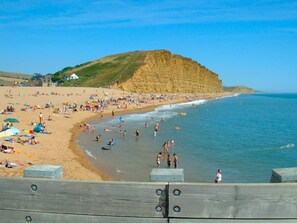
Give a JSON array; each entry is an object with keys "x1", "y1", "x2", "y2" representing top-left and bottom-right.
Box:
[{"x1": 1, "y1": 177, "x2": 297, "y2": 222}]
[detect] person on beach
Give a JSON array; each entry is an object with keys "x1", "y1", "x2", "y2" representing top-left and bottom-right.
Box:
[
  {"x1": 91, "y1": 126, "x2": 96, "y2": 134},
  {"x1": 28, "y1": 136, "x2": 38, "y2": 145},
  {"x1": 2, "y1": 122, "x2": 10, "y2": 131},
  {"x1": 39, "y1": 112, "x2": 43, "y2": 123},
  {"x1": 123, "y1": 130, "x2": 127, "y2": 138},
  {"x1": 154, "y1": 122, "x2": 159, "y2": 132},
  {"x1": 215, "y1": 169, "x2": 222, "y2": 183},
  {"x1": 112, "y1": 110, "x2": 115, "y2": 117},
  {"x1": 107, "y1": 138, "x2": 114, "y2": 147},
  {"x1": 145, "y1": 121, "x2": 148, "y2": 128},
  {"x1": 135, "y1": 130, "x2": 140, "y2": 137},
  {"x1": 85, "y1": 123, "x2": 91, "y2": 132},
  {"x1": 167, "y1": 154, "x2": 172, "y2": 168},
  {"x1": 156, "y1": 152, "x2": 162, "y2": 168},
  {"x1": 95, "y1": 134, "x2": 101, "y2": 142},
  {"x1": 173, "y1": 153, "x2": 178, "y2": 168}
]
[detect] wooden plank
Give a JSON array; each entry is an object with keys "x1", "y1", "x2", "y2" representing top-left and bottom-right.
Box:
[
  {"x1": 170, "y1": 219, "x2": 297, "y2": 223},
  {"x1": 0, "y1": 210, "x2": 167, "y2": 223},
  {"x1": 0, "y1": 177, "x2": 167, "y2": 218},
  {"x1": 168, "y1": 183, "x2": 297, "y2": 219}
]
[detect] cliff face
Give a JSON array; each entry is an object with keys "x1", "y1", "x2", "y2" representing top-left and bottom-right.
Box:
[{"x1": 116, "y1": 50, "x2": 223, "y2": 93}]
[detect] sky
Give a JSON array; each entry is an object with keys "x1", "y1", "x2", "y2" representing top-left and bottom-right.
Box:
[{"x1": 0, "y1": 0, "x2": 297, "y2": 92}]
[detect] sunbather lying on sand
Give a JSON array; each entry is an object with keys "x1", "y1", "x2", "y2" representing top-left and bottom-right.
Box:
[
  {"x1": 1, "y1": 144, "x2": 15, "y2": 154},
  {"x1": 0, "y1": 159, "x2": 22, "y2": 168}
]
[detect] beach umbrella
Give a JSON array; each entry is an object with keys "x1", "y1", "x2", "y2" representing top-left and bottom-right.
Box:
[{"x1": 4, "y1": 118, "x2": 19, "y2": 123}]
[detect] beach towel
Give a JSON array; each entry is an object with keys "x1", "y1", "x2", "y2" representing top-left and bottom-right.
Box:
[
  {"x1": 23, "y1": 129, "x2": 34, "y2": 135},
  {"x1": 4, "y1": 138, "x2": 14, "y2": 142}
]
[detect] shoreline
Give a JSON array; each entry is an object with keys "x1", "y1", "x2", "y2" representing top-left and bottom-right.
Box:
[
  {"x1": 72, "y1": 93, "x2": 233, "y2": 181},
  {"x1": 0, "y1": 86, "x2": 233, "y2": 181},
  {"x1": 69, "y1": 100, "x2": 186, "y2": 181}
]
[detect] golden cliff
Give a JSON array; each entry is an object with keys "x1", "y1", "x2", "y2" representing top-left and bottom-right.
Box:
[{"x1": 115, "y1": 50, "x2": 223, "y2": 93}]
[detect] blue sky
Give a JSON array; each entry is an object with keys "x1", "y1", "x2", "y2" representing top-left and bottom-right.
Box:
[{"x1": 1, "y1": 0, "x2": 296, "y2": 92}]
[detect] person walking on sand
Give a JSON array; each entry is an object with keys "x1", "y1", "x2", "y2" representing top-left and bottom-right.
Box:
[
  {"x1": 39, "y1": 112, "x2": 43, "y2": 123},
  {"x1": 156, "y1": 152, "x2": 162, "y2": 168},
  {"x1": 173, "y1": 153, "x2": 178, "y2": 168},
  {"x1": 215, "y1": 169, "x2": 222, "y2": 183}
]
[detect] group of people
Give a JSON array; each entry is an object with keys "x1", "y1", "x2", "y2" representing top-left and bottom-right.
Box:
[{"x1": 156, "y1": 152, "x2": 178, "y2": 168}]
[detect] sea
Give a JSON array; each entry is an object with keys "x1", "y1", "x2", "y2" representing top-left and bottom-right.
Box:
[{"x1": 77, "y1": 93, "x2": 297, "y2": 183}]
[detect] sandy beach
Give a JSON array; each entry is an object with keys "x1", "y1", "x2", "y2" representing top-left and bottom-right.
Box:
[{"x1": 0, "y1": 86, "x2": 230, "y2": 181}]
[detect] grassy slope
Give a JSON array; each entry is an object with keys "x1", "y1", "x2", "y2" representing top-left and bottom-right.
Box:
[
  {"x1": 223, "y1": 86, "x2": 254, "y2": 93},
  {"x1": 0, "y1": 71, "x2": 31, "y2": 86},
  {"x1": 55, "y1": 51, "x2": 146, "y2": 87}
]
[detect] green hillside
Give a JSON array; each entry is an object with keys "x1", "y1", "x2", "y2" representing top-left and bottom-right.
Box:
[
  {"x1": 52, "y1": 51, "x2": 146, "y2": 87},
  {"x1": 0, "y1": 71, "x2": 31, "y2": 86},
  {"x1": 223, "y1": 86, "x2": 254, "y2": 93}
]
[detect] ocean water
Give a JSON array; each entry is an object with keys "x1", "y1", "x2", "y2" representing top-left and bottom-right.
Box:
[{"x1": 78, "y1": 93, "x2": 297, "y2": 183}]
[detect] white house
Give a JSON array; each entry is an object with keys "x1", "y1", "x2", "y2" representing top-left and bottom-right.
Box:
[
  {"x1": 69, "y1": 73, "x2": 79, "y2": 80},
  {"x1": 65, "y1": 73, "x2": 79, "y2": 80}
]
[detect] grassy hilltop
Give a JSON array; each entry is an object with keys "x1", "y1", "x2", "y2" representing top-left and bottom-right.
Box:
[
  {"x1": 52, "y1": 50, "x2": 223, "y2": 93},
  {"x1": 223, "y1": 86, "x2": 254, "y2": 94},
  {"x1": 52, "y1": 51, "x2": 146, "y2": 88}
]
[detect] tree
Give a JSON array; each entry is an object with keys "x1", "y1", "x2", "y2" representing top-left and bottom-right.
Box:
[
  {"x1": 30, "y1": 73, "x2": 44, "y2": 86},
  {"x1": 31, "y1": 73, "x2": 44, "y2": 81}
]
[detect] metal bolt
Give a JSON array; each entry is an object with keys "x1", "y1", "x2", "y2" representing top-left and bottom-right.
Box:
[
  {"x1": 31, "y1": 184, "x2": 38, "y2": 192},
  {"x1": 25, "y1": 216, "x2": 32, "y2": 222},
  {"x1": 173, "y1": 206, "x2": 181, "y2": 212},
  {"x1": 173, "y1": 189, "x2": 181, "y2": 196},
  {"x1": 155, "y1": 205, "x2": 162, "y2": 212},
  {"x1": 155, "y1": 189, "x2": 163, "y2": 196}
]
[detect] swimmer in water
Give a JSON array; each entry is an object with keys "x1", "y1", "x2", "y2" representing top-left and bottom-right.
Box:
[
  {"x1": 175, "y1": 126, "x2": 181, "y2": 130},
  {"x1": 95, "y1": 134, "x2": 101, "y2": 142}
]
